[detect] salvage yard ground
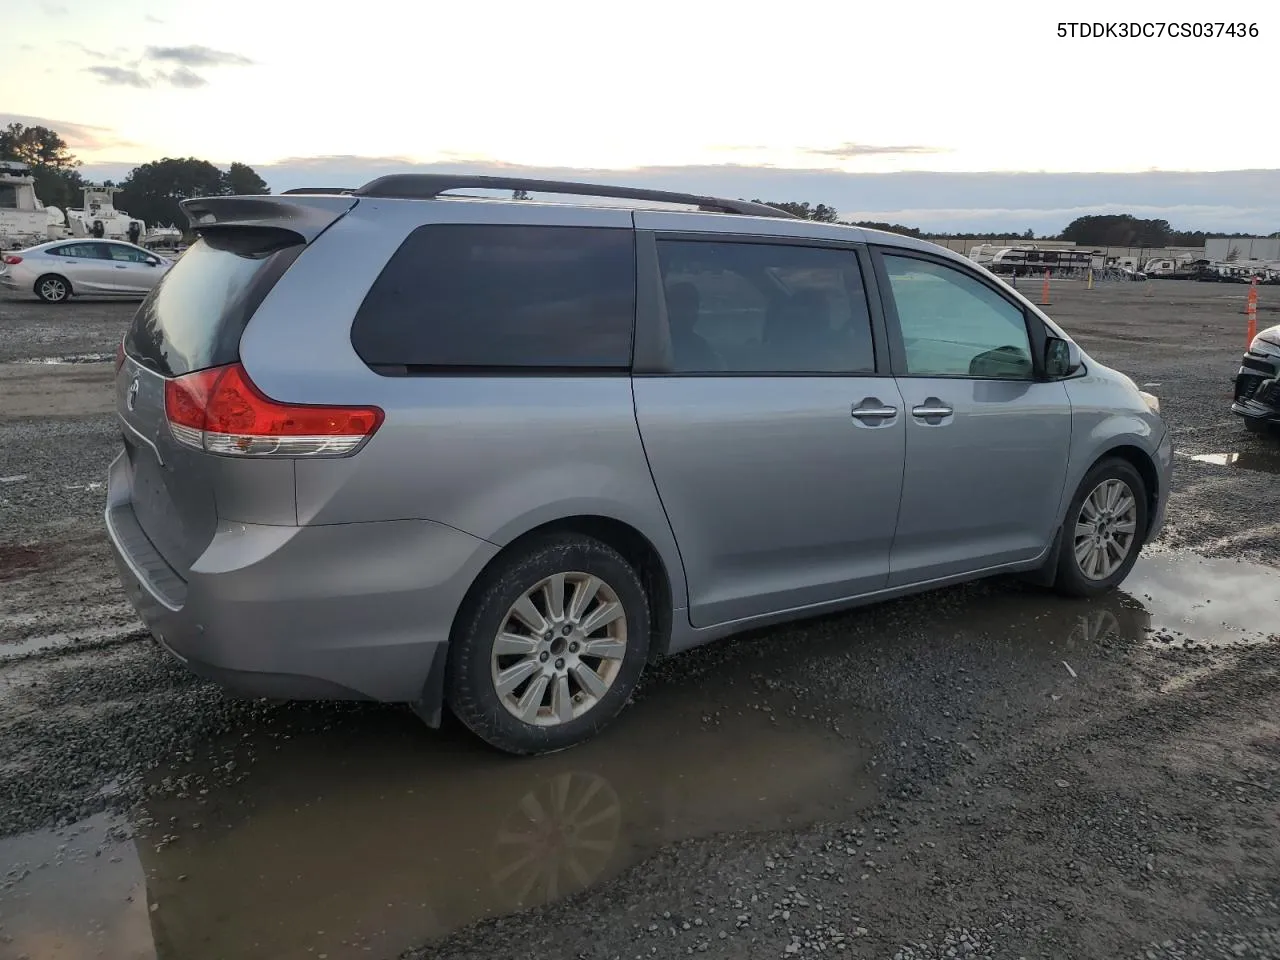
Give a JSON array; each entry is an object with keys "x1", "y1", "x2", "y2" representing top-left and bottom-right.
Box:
[{"x1": 1, "y1": 280, "x2": 1279, "y2": 960}]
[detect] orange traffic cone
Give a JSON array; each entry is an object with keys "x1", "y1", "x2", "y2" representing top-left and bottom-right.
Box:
[
  {"x1": 1040, "y1": 269, "x2": 1051, "y2": 306},
  {"x1": 1245, "y1": 278, "x2": 1258, "y2": 344}
]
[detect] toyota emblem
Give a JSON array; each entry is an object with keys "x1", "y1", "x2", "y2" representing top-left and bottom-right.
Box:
[{"x1": 126, "y1": 377, "x2": 140, "y2": 412}]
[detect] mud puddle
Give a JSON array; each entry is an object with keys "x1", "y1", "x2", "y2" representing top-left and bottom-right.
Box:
[
  {"x1": 12, "y1": 353, "x2": 116, "y2": 365},
  {"x1": 125, "y1": 664, "x2": 876, "y2": 960},
  {"x1": 1180, "y1": 448, "x2": 1280, "y2": 474},
  {"x1": 0, "y1": 624, "x2": 144, "y2": 662},
  {"x1": 1125, "y1": 553, "x2": 1279, "y2": 646},
  {"x1": 1, "y1": 552, "x2": 1276, "y2": 959},
  {"x1": 0, "y1": 813, "x2": 154, "y2": 960}
]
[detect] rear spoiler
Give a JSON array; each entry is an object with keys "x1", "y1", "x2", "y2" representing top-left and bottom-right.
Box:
[{"x1": 180, "y1": 194, "x2": 358, "y2": 244}]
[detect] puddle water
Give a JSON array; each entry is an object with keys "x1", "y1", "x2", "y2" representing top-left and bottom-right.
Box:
[
  {"x1": 0, "y1": 813, "x2": 155, "y2": 959},
  {"x1": 0, "y1": 625, "x2": 143, "y2": 662},
  {"x1": 13, "y1": 353, "x2": 115, "y2": 365},
  {"x1": 128, "y1": 668, "x2": 875, "y2": 960},
  {"x1": 1180, "y1": 448, "x2": 1280, "y2": 474},
  {"x1": 0, "y1": 551, "x2": 1275, "y2": 959},
  {"x1": 1125, "y1": 553, "x2": 1279, "y2": 645}
]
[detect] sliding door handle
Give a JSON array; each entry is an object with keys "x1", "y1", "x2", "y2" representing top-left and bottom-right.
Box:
[{"x1": 911, "y1": 404, "x2": 953, "y2": 417}]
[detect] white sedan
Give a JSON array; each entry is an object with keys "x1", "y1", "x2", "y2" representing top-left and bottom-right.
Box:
[{"x1": 0, "y1": 239, "x2": 175, "y2": 303}]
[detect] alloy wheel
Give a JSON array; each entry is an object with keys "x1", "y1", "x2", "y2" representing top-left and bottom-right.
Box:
[
  {"x1": 1072, "y1": 478, "x2": 1139, "y2": 580},
  {"x1": 39, "y1": 277, "x2": 68, "y2": 302},
  {"x1": 491, "y1": 571, "x2": 628, "y2": 726}
]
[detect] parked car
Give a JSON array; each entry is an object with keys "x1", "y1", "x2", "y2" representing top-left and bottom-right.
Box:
[
  {"x1": 0, "y1": 238, "x2": 173, "y2": 302},
  {"x1": 1232, "y1": 323, "x2": 1280, "y2": 433},
  {"x1": 104, "y1": 175, "x2": 1173, "y2": 755}
]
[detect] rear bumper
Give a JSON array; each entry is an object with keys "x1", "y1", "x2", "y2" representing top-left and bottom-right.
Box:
[{"x1": 104, "y1": 453, "x2": 499, "y2": 708}]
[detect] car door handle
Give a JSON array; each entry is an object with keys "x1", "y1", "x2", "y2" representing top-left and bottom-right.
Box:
[
  {"x1": 851, "y1": 399, "x2": 899, "y2": 424},
  {"x1": 911, "y1": 404, "x2": 953, "y2": 417},
  {"x1": 114, "y1": 265, "x2": 128, "y2": 269}
]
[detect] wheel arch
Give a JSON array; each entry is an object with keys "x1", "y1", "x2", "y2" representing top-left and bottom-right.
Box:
[{"x1": 451, "y1": 514, "x2": 678, "y2": 668}]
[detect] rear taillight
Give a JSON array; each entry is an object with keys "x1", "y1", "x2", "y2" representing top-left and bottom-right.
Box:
[
  {"x1": 115, "y1": 338, "x2": 126, "y2": 373},
  {"x1": 1, "y1": 255, "x2": 21, "y2": 265},
  {"x1": 164, "y1": 363, "x2": 383, "y2": 457}
]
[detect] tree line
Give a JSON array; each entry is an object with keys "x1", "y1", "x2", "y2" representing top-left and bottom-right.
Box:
[
  {"x1": 4, "y1": 123, "x2": 1275, "y2": 244},
  {"x1": 751, "y1": 201, "x2": 1279, "y2": 246},
  {"x1": 0, "y1": 122, "x2": 268, "y2": 233}
]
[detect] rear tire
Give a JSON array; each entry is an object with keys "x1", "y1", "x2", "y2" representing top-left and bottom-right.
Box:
[
  {"x1": 35, "y1": 274, "x2": 71, "y2": 303},
  {"x1": 446, "y1": 533, "x2": 651, "y2": 755},
  {"x1": 1053, "y1": 457, "x2": 1148, "y2": 598}
]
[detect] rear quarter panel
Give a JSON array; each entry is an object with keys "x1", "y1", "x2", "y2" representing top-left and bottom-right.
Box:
[{"x1": 235, "y1": 198, "x2": 690, "y2": 609}]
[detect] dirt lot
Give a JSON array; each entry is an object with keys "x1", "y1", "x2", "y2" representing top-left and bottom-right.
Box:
[{"x1": 1, "y1": 281, "x2": 1279, "y2": 960}]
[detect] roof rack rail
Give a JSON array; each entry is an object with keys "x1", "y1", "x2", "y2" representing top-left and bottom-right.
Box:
[
  {"x1": 350, "y1": 174, "x2": 798, "y2": 219},
  {"x1": 280, "y1": 187, "x2": 355, "y2": 195}
]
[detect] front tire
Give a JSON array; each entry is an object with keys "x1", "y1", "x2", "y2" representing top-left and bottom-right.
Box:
[
  {"x1": 35, "y1": 274, "x2": 71, "y2": 303},
  {"x1": 1054, "y1": 458, "x2": 1148, "y2": 598},
  {"x1": 446, "y1": 534, "x2": 651, "y2": 755}
]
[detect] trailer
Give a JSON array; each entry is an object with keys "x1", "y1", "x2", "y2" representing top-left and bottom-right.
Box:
[{"x1": 986, "y1": 245, "x2": 1096, "y2": 277}]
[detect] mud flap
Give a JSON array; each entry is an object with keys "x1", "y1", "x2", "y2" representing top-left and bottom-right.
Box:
[
  {"x1": 409, "y1": 641, "x2": 450, "y2": 728},
  {"x1": 1018, "y1": 524, "x2": 1063, "y2": 588}
]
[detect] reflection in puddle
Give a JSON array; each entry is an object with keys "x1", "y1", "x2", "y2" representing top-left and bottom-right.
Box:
[
  {"x1": 1125, "y1": 553, "x2": 1279, "y2": 645},
  {"x1": 489, "y1": 770, "x2": 623, "y2": 908},
  {"x1": 0, "y1": 814, "x2": 154, "y2": 960},
  {"x1": 1181, "y1": 448, "x2": 1280, "y2": 474},
  {"x1": 0, "y1": 552, "x2": 1275, "y2": 959},
  {"x1": 132, "y1": 662, "x2": 876, "y2": 960}
]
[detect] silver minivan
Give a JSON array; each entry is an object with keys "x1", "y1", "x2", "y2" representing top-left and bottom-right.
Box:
[{"x1": 105, "y1": 176, "x2": 1172, "y2": 754}]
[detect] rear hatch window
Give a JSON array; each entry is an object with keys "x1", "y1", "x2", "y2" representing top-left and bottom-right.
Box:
[{"x1": 125, "y1": 227, "x2": 304, "y2": 377}]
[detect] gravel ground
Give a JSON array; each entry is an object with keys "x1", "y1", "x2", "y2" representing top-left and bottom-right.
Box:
[{"x1": 1, "y1": 280, "x2": 1279, "y2": 960}]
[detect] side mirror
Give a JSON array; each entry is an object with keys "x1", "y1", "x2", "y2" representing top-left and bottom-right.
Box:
[
  {"x1": 1044, "y1": 336, "x2": 1082, "y2": 378},
  {"x1": 146, "y1": 257, "x2": 159, "y2": 266}
]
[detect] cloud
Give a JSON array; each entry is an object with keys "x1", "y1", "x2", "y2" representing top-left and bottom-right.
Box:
[
  {"x1": 278, "y1": 154, "x2": 423, "y2": 170},
  {"x1": 803, "y1": 143, "x2": 949, "y2": 159},
  {"x1": 85, "y1": 65, "x2": 152, "y2": 88},
  {"x1": 144, "y1": 44, "x2": 254, "y2": 67},
  {"x1": 40, "y1": 0, "x2": 68, "y2": 14},
  {"x1": 0, "y1": 113, "x2": 143, "y2": 153},
  {"x1": 75, "y1": 44, "x2": 254, "y2": 89},
  {"x1": 61, "y1": 41, "x2": 133, "y2": 62},
  {"x1": 145, "y1": 13, "x2": 165, "y2": 23},
  {"x1": 715, "y1": 143, "x2": 949, "y2": 160},
  {"x1": 162, "y1": 66, "x2": 207, "y2": 89}
]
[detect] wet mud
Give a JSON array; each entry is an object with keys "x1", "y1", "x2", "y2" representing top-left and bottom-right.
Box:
[{"x1": 2, "y1": 551, "x2": 1274, "y2": 960}]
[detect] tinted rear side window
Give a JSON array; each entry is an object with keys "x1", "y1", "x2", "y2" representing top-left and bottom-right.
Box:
[
  {"x1": 657, "y1": 240, "x2": 876, "y2": 374},
  {"x1": 351, "y1": 225, "x2": 636, "y2": 371},
  {"x1": 125, "y1": 228, "x2": 303, "y2": 378}
]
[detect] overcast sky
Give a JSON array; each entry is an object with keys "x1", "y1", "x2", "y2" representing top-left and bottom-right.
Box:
[{"x1": 4, "y1": 0, "x2": 1276, "y2": 232}]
